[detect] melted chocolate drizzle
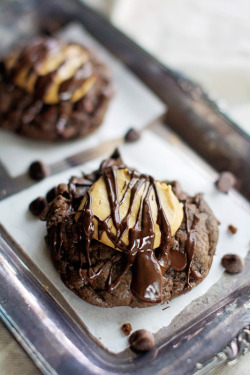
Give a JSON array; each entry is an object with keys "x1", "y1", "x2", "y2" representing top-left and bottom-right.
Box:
[{"x1": 76, "y1": 162, "x2": 202, "y2": 304}]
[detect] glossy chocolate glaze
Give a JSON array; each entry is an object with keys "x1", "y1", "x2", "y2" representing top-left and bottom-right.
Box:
[{"x1": 76, "y1": 159, "x2": 201, "y2": 304}]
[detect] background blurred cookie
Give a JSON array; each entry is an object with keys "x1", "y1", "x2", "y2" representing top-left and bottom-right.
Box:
[{"x1": 0, "y1": 37, "x2": 113, "y2": 141}]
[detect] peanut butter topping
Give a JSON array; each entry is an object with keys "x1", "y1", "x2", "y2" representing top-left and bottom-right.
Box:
[
  {"x1": 75, "y1": 163, "x2": 186, "y2": 303},
  {"x1": 4, "y1": 38, "x2": 96, "y2": 104},
  {"x1": 76, "y1": 169, "x2": 183, "y2": 251}
]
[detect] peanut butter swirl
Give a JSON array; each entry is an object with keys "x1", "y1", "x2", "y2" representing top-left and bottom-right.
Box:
[
  {"x1": 4, "y1": 38, "x2": 96, "y2": 104},
  {"x1": 76, "y1": 165, "x2": 198, "y2": 303}
]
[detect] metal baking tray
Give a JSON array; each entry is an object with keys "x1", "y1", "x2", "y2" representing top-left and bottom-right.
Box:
[{"x1": 0, "y1": 1, "x2": 249, "y2": 374}]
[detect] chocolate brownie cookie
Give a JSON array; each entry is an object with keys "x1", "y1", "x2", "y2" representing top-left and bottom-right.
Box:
[
  {"x1": 0, "y1": 37, "x2": 113, "y2": 141},
  {"x1": 39, "y1": 151, "x2": 219, "y2": 307}
]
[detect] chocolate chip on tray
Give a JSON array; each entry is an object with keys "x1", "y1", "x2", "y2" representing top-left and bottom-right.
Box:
[
  {"x1": 29, "y1": 161, "x2": 50, "y2": 181},
  {"x1": 125, "y1": 128, "x2": 141, "y2": 143},
  {"x1": 221, "y1": 254, "x2": 244, "y2": 274},
  {"x1": 228, "y1": 224, "x2": 237, "y2": 234},
  {"x1": 129, "y1": 329, "x2": 155, "y2": 352},
  {"x1": 29, "y1": 197, "x2": 47, "y2": 217},
  {"x1": 121, "y1": 323, "x2": 132, "y2": 336},
  {"x1": 215, "y1": 171, "x2": 236, "y2": 193}
]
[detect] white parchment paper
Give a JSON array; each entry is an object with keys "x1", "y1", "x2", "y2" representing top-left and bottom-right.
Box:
[
  {"x1": 0, "y1": 24, "x2": 165, "y2": 177},
  {"x1": 0, "y1": 131, "x2": 249, "y2": 353}
]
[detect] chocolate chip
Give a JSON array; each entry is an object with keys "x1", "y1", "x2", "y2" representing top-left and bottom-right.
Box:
[
  {"x1": 29, "y1": 161, "x2": 50, "y2": 181},
  {"x1": 129, "y1": 329, "x2": 155, "y2": 352},
  {"x1": 125, "y1": 128, "x2": 141, "y2": 143},
  {"x1": 29, "y1": 197, "x2": 47, "y2": 216},
  {"x1": 121, "y1": 323, "x2": 132, "y2": 336},
  {"x1": 215, "y1": 172, "x2": 236, "y2": 193},
  {"x1": 228, "y1": 224, "x2": 237, "y2": 234},
  {"x1": 221, "y1": 254, "x2": 243, "y2": 274},
  {"x1": 46, "y1": 186, "x2": 58, "y2": 203}
]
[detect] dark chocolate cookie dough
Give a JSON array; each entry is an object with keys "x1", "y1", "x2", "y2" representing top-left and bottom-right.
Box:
[
  {"x1": 0, "y1": 37, "x2": 113, "y2": 141},
  {"x1": 39, "y1": 152, "x2": 219, "y2": 308}
]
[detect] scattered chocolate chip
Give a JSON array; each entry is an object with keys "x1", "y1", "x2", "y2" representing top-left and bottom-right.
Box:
[
  {"x1": 129, "y1": 329, "x2": 155, "y2": 352},
  {"x1": 221, "y1": 254, "x2": 243, "y2": 274},
  {"x1": 215, "y1": 172, "x2": 236, "y2": 193},
  {"x1": 228, "y1": 224, "x2": 237, "y2": 234},
  {"x1": 125, "y1": 128, "x2": 141, "y2": 143},
  {"x1": 29, "y1": 197, "x2": 47, "y2": 216},
  {"x1": 46, "y1": 186, "x2": 58, "y2": 203},
  {"x1": 121, "y1": 323, "x2": 132, "y2": 336},
  {"x1": 29, "y1": 161, "x2": 50, "y2": 181}
]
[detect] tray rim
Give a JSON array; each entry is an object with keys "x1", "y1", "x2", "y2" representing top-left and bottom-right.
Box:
[
  {"x1": 1, "y1": 225, "x2": 249, "y2": 375},
  {"x1": 0, "y1": 0, "x2": 249, "y2": 374}
]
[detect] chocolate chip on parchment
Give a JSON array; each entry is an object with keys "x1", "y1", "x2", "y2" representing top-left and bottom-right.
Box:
[
  {"x1": 215, "y1": 172, "x2": 236, "y2": 193},
  {"x1": 29, "y1": 161, "x2": 50, "y2": 181},
  {"x1": 221, "y1": 254, "x2": 243, "y2": 274},
  {"x1": 125, "y1": 128, "x2": 141, "y2": 143},
  {"x1": 129, "y1": 329, "x2": 155, "y2": 352},
  {"x1": 121, "y1": 323, "x2": 132, "y2": 336},
  {"x1": 228, "y1": 224, "x2": 237, "y2": 234},
  {"x1": 29, "y1": 197, "x2": 47, "y2": 217}
]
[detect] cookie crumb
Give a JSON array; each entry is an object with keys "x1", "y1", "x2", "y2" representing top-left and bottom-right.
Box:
[
  {"x1": 43, "y1": 285, "x2": 49, "y2": 291},
  {"x1": 162, "y1": 306, "x2": 170, "y2": 311},
  {"x1": 228, "y1": 224, "x2": 237, "y2": 234},
  {"x1": 221, "y1": 254, "x2": 243, "y2": 274},
  {"x1": 215, "y1": 172, "x2": 236, "y2": 193},
  {"x1": 121, "y1": 323, "x2": 132, "y2": 336},
  {"x1": 29, "y1": 161, "x2": 50, "y2": 181},
  {"x1": 129, "y1": 329, "x2": 155, "y2": 352},
  {"x1": 124, "y1": 128, "x2": 141, "y2": 143}
]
